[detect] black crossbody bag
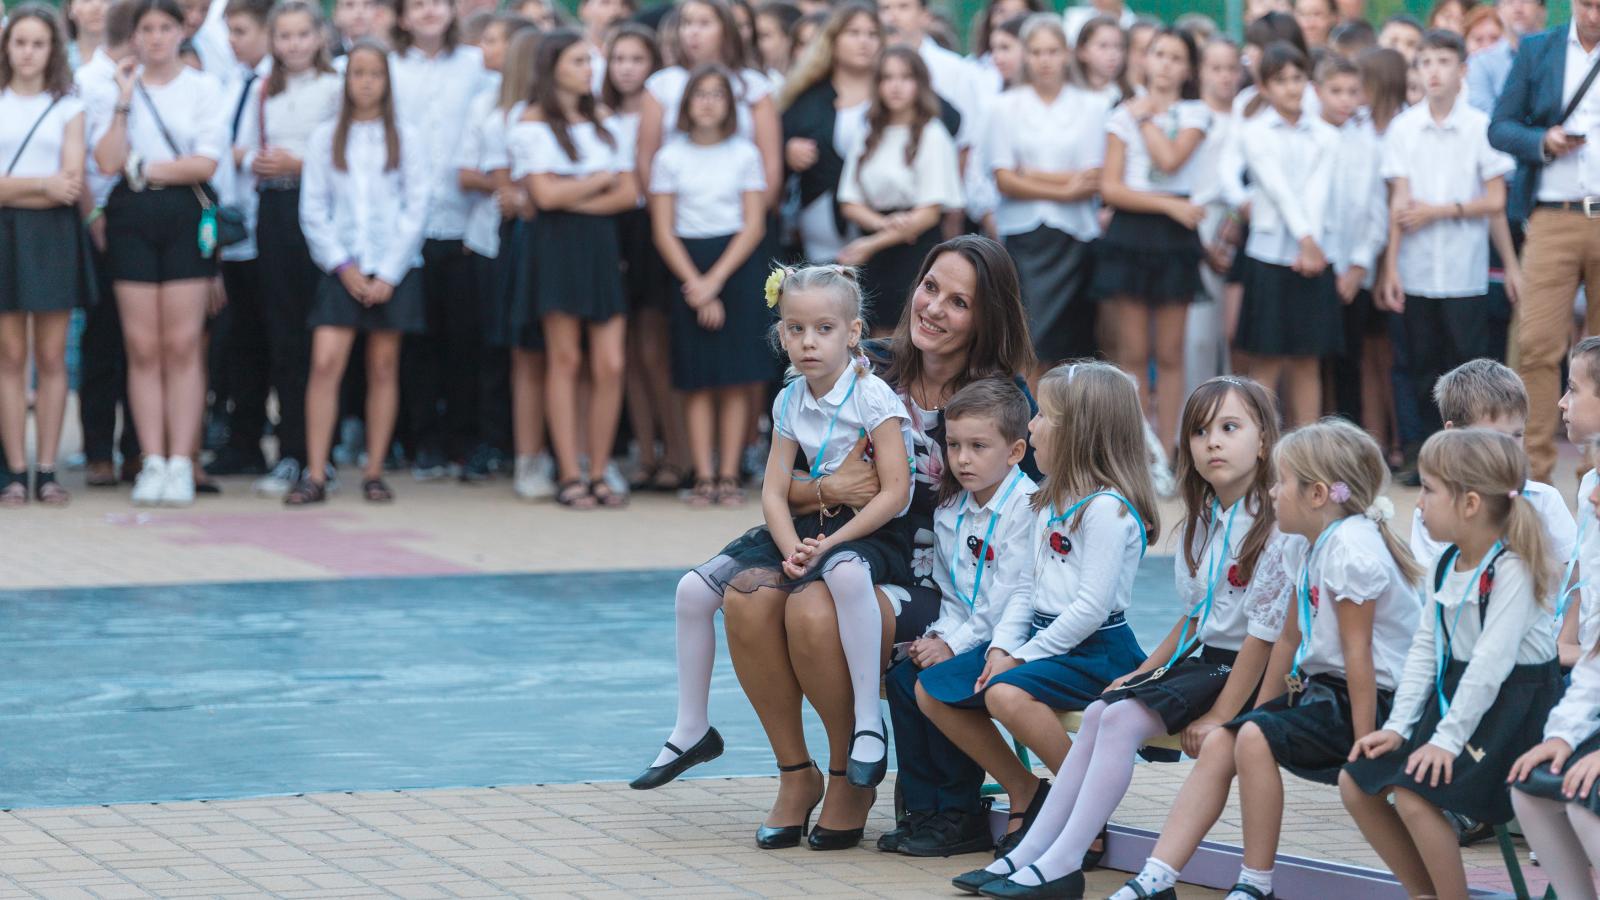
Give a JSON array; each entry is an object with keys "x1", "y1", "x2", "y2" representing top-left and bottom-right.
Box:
[
  {"x1": 6, "y1": 96, "x2": 62, "y2": 176},
  {"x1": 134, "y1": 80, "x2": 247, "y2": 252}
]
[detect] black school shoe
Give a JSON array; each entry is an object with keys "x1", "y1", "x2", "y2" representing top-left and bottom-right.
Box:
[
  {"x1": 1224, "y1": 884, "x2": 1273, "y2": 900},
  {"x1": 995, "y1": 778, "x2": 1052, "y2": 858},
  {"x1": 876, "y1": 809, "x2": 932, "y2": 853},
  {"x1": 979, "y1": 865, "x2": 1084, "y2": 899},
  {"x1": 899, "y1": 808, "x2": 994, "y2": 857},
  {"x1": 1112, "y1": 879, "x2": 1176, "y2": 900},
  {"x1": 629, "y1": 727, "x2": 724, "y2": 790}
]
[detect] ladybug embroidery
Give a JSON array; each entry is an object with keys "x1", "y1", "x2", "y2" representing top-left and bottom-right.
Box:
[
  {"x1": 1478, "y1": 569, "x2": 1493, "y2": 598},
  {"x1": 967, "y1": 535, "x2": 996, "y2": 562},
  {"x1": 1309, "y1": 585, "x2": 1321, "y2": 611},
  {"x1": 1049, "y1": 531, "x2": 1072, "y2": 556},
  {"x1": 1227, "y1": 564, "x2": 1246, "y2": 588}
]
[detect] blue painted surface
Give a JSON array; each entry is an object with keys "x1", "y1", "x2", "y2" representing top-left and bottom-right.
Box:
[{"x1": 0, "y1": 561, "x2": 1187, "y2": 808}]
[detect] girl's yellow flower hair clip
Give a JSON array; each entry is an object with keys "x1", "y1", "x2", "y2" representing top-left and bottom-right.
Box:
[{"x1": 764, "y1": 266, "x2": 789, "y2": 309}]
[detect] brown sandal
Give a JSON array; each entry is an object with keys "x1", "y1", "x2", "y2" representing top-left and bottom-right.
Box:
[
  {"x1": 715, "y1": 477, "x2": 746, "y2": 507},
  {"x1": 556, "y1": 479, "x2": 596, "y2": 510},
  {"x1": 284, "y1": 477, "x2": 327, "y2": 506},
  {"x1": 684, "y1": 478, "x2": 717, "y2": 507},
  {"x1": 362, "y1": 478, "x2": 394, "y2": 503}
]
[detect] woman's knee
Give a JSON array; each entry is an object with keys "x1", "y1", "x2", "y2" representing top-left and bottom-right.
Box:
[
  {"x1": 785, "y1": 584, "x2": 839, "y2": 638},
  {"x1": 1196, "y1": 724, "x2": 1238, "y2": 764},
  {"x1": 160, "y1": 330, "x2": 201, "y2": 367}
]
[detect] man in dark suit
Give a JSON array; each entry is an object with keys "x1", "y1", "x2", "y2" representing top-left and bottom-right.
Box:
[{"x1": 1490, "y1": 0, "x2": 1600, "y2": 481}]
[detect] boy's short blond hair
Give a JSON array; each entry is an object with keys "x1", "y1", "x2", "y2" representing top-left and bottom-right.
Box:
[{"x1": 1432, "y1": 358, "x2": 1528, "y2": 427}]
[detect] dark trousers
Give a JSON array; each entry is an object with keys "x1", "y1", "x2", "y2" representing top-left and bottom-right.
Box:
[
  {"x1": 401, "y1": 239, "x2": 481, "y2": 460},
  {"x1": 256, "y1": 188, "x2": 318, "y2": 465},
  {"x1": 886, "y1": 657, "x2": 985, "y2": 815},
  {"x1": 473, "y1": 252, "x2": 510, "y2": 455},
  {"x1": 1403, "y1": 293, "x2": 1490, "y2": 437},
  {"x1": 78, "y1": 243, "x2": 139, "y2": 464},
  {"x1": 217, "y1": 258, "x2": 271, "y2": 458}
]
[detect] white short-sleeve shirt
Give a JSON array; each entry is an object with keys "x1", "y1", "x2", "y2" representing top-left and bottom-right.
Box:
[
  {"x1": 0, "y1": 90, "x2": 85, "y2": 179},
  {"x1": 1107, "y1": 99, "x2": 1211, "y2": 195},
  {"x1": 649, "y1": 136, "x2": 766, "y2": 238},
  {"x1": 508, "y1": 116, "x2": 632, "y2": 182},
  {"x1": 988, "y1": 84, "x2": 1112, "y2": 241},
  {"x1": 836, "y1": 122, "x2": 964, "y2": 213},
  {"x1": 1381, "y1": 95, "x2": 1516, "y2": 298},
  {"x1": 88, "y1": 67, "x2": 229, "y2": 165},
  {"x1": 1285, "y1": 515, "x2": 1423, "y2": 691},
  {"x1": 646, "y1": 66, "x2": 771, "y2": 141},
  {"x1": 1173, "y1": 499, "x2": 1294, "y2": 652},
  {"x1": 455, "y1": 93, "x2": 515, "y2": 258},
  {"x1": 927, "y1": 467, "x2": 1040, "y2": 655},
  {"x1": 772, "y1": 367, "x2": 912, "y2": 489}
]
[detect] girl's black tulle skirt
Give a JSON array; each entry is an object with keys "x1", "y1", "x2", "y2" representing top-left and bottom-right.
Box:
[{"x1": 694, "y1": 504, "x2": 912, "y2": 596}]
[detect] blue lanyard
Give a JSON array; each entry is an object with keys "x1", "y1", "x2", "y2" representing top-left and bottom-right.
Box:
[
  {"x1": 1290, "y1": 518, "x2": 1347, "y2": 682},
  {"x1": 785, "y1": 369, "x2": 859, "y2": 482},
  {"x1": 948, "y1": 470, "x2": 1028, "y2": 609},
  {"x1": 1433, "y1": 542, "x2": 1502, "y2": 716},
  {"x1": 1158, "y1": 500, "x2": 1239, "y2": 675},
  {"x1": 1047, "y1": 490, "x2": 1148, "y2": 560},
  {"x1": 1556, "y1": 513, "x2": 1588, "y2": 624}
]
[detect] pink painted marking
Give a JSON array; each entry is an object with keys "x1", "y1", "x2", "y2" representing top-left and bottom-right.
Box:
[{"x1": 106, "y1": 511, "x2": 475, "y2": 577}]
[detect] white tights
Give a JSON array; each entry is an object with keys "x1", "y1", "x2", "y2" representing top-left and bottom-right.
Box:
[
  {"x1": 1512, "y1": 789, "x2": 1600, "y2": 900},
  {"x1": 989, "y1": 699, "x2": 1167, "y2": 883},
  {"x1": 652, "y1": 569, "x2": 725, "y2": 767}
]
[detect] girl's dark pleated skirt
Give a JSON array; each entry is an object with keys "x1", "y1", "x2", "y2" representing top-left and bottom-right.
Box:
[
  {"x1": 694, "y1": 505, "x2": 912, "y2": 598},
  {"x1": 860, "y1": 223, "x2": 939, "y2": 333},
  {"x1": 0, "y1": 205, "x2": 96, "y2": 313},
  {"x1": 104, "y1": 182, "x2": 217, "y2": 283},
  {"x1": 1346, "y1": 658, "x2": 1560, "y2": 824},
  {"x1": 1092, "y1": 209, "x2": 1204, "y2": 306},
  {"x1": 1515, "y1": 729, "x2": 1600, "y2": 815},
  {"x1": 1102, "y1": 644, "x2": 1245, "y2": 733},
  {"x1": 527, "y1": 210, "x2": 624, "y2": 322},
  {"x1": 1226, "y1": 673, "x2": 1395, "y2": 785},
  {"x1": 669, "y1": 234, "x2": 775, "y2": 391},
  {"x1": 1233, "y1": 258, "x2": 1344, "y2": 357},
  {"x1": 617, "y1": 207, "x2": 673, "y2": 313},
  {"x1": 499, "y1": 218, "x2": 544, "y2": 351},
  {"x1": 918, "y1": 614, "x2": 1145, "y2": 710},
  {"x1": 1005, "y1": 224, "x2": 1097, "y2": 363},
  {"x1": 307, "y1": 270, "x2": 426, "y2": 333}
]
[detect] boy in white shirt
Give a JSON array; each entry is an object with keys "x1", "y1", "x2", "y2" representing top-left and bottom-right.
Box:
[{"x1": 1379, "y1": 28, "x2": 1518, "y2": 442}]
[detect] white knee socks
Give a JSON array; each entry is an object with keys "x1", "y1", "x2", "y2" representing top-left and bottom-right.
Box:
[
  {"x1": 987, "y1": 701, "x2": 1112, "y2": 876},
  {"x1": 1513, "y1": 790, "x2": 1600, "y2": 900},
  {"x1": 821, "y1": 557, "x2": 886, "y2": 766},
  {"x1": 653, "y1": 569, "x2": 725, "y2": 767}
]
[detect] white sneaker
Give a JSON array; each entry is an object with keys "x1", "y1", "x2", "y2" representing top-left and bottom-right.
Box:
[
  {"x1": 162, "y1": 457, "x2": 195, "y2": 507},
  {"x1": 513, "y1": 454, "x2": 555, "y2": 500},
  {"x1": 603, "y1": 461, "x2": 629, "y2": 496},
  {"x1": 253, "y1": 458, "x2": 301, "y2": 497},
  {"x1": 131, "y1": 456, "x2": 167, "y2": 506}
]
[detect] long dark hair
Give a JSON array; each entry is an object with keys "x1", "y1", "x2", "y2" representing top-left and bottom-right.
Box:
[
  {"x1": 389, "y1": 0, "x2": 459, "y2": 53},
  {"x1": 601, "y1": 23, "x2": 661, "y2": 111},
  {"x1": 534, "y1": 28, "x2": 614, "y2": 162},
  {"x1": 883, "y1": 235, "x2": 1037, "y2": 398},
  {"x1": 676, "y1": 63, "x2": 739, "y2": 139},
  {"x1": 857, "y1": 46, "x2": 939, "y2": 186},
  {"x1": 0, "y1": 4, "x2": 75, "y2": 98},
  {"x1": 1151, "y1": 26, "x2": 1201, "y2": 101},
  {"x1": 332, "y1": 41, "x2": 401, "y2": 171},
  {"x1": 1245, "y1": 10, "x2": 1308, "y2": 57},
  {"x1": 672, "y1": 0, "x2": 747, "y2": 71},
  {"x1": 1175, "y1": 377, "x2": 1280, "y2": 584},
  {"x1": 1073, "y1": 15, "x2": 1132, "y2": 102},
  {"x1": 1358, "y1": 46, "x2": 1407, "y2": 132},
  {"x1": 264, "y1": 0, "x2": 336, "y2": 98},
  {"x1": 971, "y1": 0, "x2": 1046, "y2": 56}
]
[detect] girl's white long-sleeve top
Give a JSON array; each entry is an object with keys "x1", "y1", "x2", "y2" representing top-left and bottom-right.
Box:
[
  {"x1": 1547, "y1": 639, "x2": 1600, "y2": 748},
  {"x1": 1383, "y1": 552, "x2": 1557, "y2": 756},
  {"x1": 298, "y1": 119, "x2": 431, "y2": 285},
  {"x1": 1239, "y1": 107, "x2": 1338, "y2": 267},
  {"x1": 991, "y1": 492, "x2": 1144, "y2": 663},
  {"x1": 926, "y1": 468, "x2": 1039, "y2": 655}
]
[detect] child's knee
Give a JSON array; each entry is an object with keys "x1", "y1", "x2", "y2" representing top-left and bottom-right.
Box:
[
  {"x1": 674, "y1": 572, "x2": 722, "y2": 617},
  {"x1": 1391, "y1": 787, "x2": 1436, "y2": 822},
  {"x1": 1233, "y1": 722, "x2": 1271, "y2": 760},
  {"x1": 1337, "y1": 770, "x2": 1372, "y2": 807},
  {"x1": 983, "y1": 684, "x2": 1033, "y2": 721}
]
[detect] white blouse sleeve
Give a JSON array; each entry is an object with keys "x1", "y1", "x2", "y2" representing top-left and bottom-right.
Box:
[
  {"x1": 1381, "y1": 599, "x2": 1441, "y2": 741},
  {"x1": 1245, "y1": 531, "x2": 1298, "y2": 643},
  {"x1": 1013, "y1": 496, "x2": 1142, "y2": 662},
  {"x1": 648, "y1": 143, "x2": 681, "y2": 196},
  {"x1": 987, "y1": 95, "x2": 1019, "y2": 174},
  {"x1": 856, "y1": 374, "x2": 911, "y2": 434},
  {"x1": 1322, "y1": 530, "x2": 1394, "y2": 603},
  {"x1": 509, "y1": 123, "x2": 558, "y2": 178},
  {"x1": 739, "y1": 68, "x2": 773, "y2": 105},
  {"x1": 912, "y1": 123, "x2": 963, "y2": 209},
  {"x1": 1177, "y1": 100, "x2": 1212, "y2": 134},
  {"x1": 379, "y1": 125, "x2": 433, "y2": 285},
  {"x1": 734, "y1": 140, "x2": 766, "y2": 193},
  {"x1": 1427, "y1": 557, "x2": 1545, "y2": 755},
  {"x1": 927, "y1": 507, "x2": 972, "y2": 647},
  {"x1": 1105, "y1": 106, "x2": 1138, "y2": 145},
  {"x1": 297, "y1": 125, "x2": 347, "y2": 275},
  {"x1": 1548, "y1": 644, "x2": 1600, "y2": 747},
  {"x1": 991, "y1": 507, "x2": 1046, "y2": 654},
  {"x1": 191, "y1": 75, "x2": 230, "y2": 164},
  {"x1": 771, "y1": 382, "x2": 799, "y2": 442}
]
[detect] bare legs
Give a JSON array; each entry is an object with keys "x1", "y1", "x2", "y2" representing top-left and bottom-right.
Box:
[
  {"x1": 510, "y1": 347, "x2": 547, "y2": 461},
  {"x1": 625, "y1": 307, "x2": 687, "y2": 478},
  {"x1": 542, "y1": 313, "x2": 626, "y2": 488},
  {"x1": 116, "y1": 279, "x2": 208, "y2": 458},
  {"x1": 1148, "y1": 726, "x2": 1241, "y2": 872},
  {"x1": 1110, "y1": 299, "x2": 1189, "y2": 450},
  {"x1": 684, "y1": 385, "x2": 751, "y2": 484},
  {"x1": 0, "y1": 314, "x2": 30, "y2": 473},
  {"x1": 1246, "y1": 355, "x2": 1320, "y2": 426},
  {"x1": 306, "y1": 328, "x2": 402, "y2": 484},
  {"x1": 1339, "y1": 773, "x2": 1452, "y2": 898}
]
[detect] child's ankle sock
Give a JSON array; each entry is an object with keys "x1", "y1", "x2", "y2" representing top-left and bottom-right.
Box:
[
  {"x1": 1109, "y1": 859, "x2": 1179, "y2": 900},
  {"x1": 1225, "y1": 866, "x2": 1273, "y2": 899}
]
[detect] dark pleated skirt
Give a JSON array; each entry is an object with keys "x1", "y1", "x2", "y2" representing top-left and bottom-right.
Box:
[
  {"x1": 500, "y1": 218, "x2": 545, "y2": 351},
  {"x1": 1515, "y1": 729, "x2": 1600, "y2": 815},
  {"x1": 528, "y1": 210, "x2": 624, "y2": 322},
  {"x1": 695, "y1": 504, "x2": 913, "y2": 597},
  {"x1": 669, "y1": 234, "x2": 776, "y2": 391},
  {"x1": 1346, "y1": 658, "x2": 1560, "y2": 824},
  {"x1": 307, "y1": 270, "x2": 426, "y2": 333},
  {"x1": 1234, "y1": 258, "x2": 1344, "y2": 357},
  {"x1": 1102, "y1": 644, "x2": 1246, "y2": 733},
  {"x1": 618, "y1": 207, "x2": 673, "y2": 313},
  {"x1": 918, "y1": 613, "x2": 1144, "y2": 711},
  {"x1": 861, "y1": 223, "x2": 939, "y2": 333},
  {"x1": 1005, "y1": 224, "x2": 1097, "y2": 362},
  {"x1": 0, "y1": 205, "x2": 97, "y2": 313},
  {"x1": 1226, "y1": 673, "x2": 1395, "y2": 786},
  {"x1": 1092, "y1": 209, "x2": 1204, "y2": 306}
]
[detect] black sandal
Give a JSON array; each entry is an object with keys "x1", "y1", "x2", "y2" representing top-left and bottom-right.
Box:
[
  {"x1": 556, "y1": 479, "x2": 596, "y2": 509},
  {"x1": 284, "y1": 477, "x2": 327, "y2": 506},
  {"x1": 34, "y1": 469, "x2": 68, "y2": 506},
  {"x1": 590, "y1": 480, "x2": 629, "y2": 508},
  {"x1": 0, "y1": 470, "x2": 26, "y2": 507},
  {"x1": 684, "y1": 478, "x2": 716, "y2": 507},
  {"x1": 651, "y1": 463, "x2": 688, "y2": 492},
  {"x1": 362, "y1": 477, "x2": 394, "y2": 503}
]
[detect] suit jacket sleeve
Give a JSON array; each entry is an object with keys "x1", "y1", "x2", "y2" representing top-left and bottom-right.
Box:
[{"x1": 1489, "y1": 33, "x2": 1551, "y2": 165}]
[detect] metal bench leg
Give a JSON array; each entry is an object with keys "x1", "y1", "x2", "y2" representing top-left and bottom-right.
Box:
[{"x1": 1496, "y1": 823, "x2": 1544, "y2": 900}]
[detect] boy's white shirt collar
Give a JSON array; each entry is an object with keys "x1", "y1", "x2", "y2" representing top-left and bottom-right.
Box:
[{"x1": 957, "y1": 465, "x2": 1027, "y2": 515}]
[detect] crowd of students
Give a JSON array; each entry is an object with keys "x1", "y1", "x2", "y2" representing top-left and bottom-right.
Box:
[{"x1": 0, "y1": 0, "x2": 1577, "y2": 512}]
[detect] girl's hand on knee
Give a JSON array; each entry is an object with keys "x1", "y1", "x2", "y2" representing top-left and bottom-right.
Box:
[
  {"x1": 975, "y1": 649, "x2": 1020, "y2": 692},
  {"x1": 1509, "y1": 738, "x2": 1573, "y2": 783},
  {"x1": 1102, "y1": 671, "x2": 1136, "y2": 694},
  {"x1": 1349, "y1": 729, "x2": 1403, "y2": 763},
  {"x1": 1404, "y1": 743, "x2": 1454, "y2": 788},
  {"x1": 1182, "y1": 716, "x2": 1225, "y2": 758},
  {"x1": 1562, "y1": 751, "x2": 1600, "y2": 800}
]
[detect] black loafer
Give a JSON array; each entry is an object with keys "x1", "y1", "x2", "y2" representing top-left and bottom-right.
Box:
[
  {"x1": 846, "y1": 727, "x2": 888, "y2": 788},
  {"x1": 756, "y1": 760, "x2": 821, "y2": 849},
  {"x1": 877, "y1": 809, "x2": 932, "y2": 853},
  {"x1": 1082, "y1": 824, "x2": 1109, "y2": 870},
  {"x1": 900, "y1": 809, "x2": 994, "y2": 858},
  {"x1": 978, "y1": 865, "x2": 1084, "y2": 899},
  {"x1": 954, "y1": 857, "x2": 1016, "y2": 894},
  {"x1": 629, "y1": 727, "x2": 724, "y2": 790},
  {"x1": 995, "y1": 778, "x2": 1051, "y2": 858}
]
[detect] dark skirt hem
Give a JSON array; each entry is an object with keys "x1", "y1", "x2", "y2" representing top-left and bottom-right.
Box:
[
  {"x1": 1234, "y1": 259, "x2": 1343, "y2": 357},
  {"x1": 1514, "y1": 730, "x2": 1600, "y2": 814},
  {"x1": 0, "y1": 206, "x2": 97, "y2": 313},
  {"x1": 307, "y1": 270, "x2": 426, "y2": 334},
  {"x1": 1102, "y1": 644, "x2": 1244, "y2": 733},
  {"x1": 669, "y1": 234, "x2": 776, "y2": 391},
  {"x1": 695, "y1": 505, "x2": 913, "y2": 597},
  {"x1": 528, "y1": 210, "x2": 625, "y2": 323},
  {"x1": 1091, "y1": 210, "x2": 1204, "y2": 306},
  {"x1": 1225, "y1": 673, "x2": 1394, "y2": 786},
  {"x1": 917, "y1": 622, "x2": 1145, "y2": 711}
]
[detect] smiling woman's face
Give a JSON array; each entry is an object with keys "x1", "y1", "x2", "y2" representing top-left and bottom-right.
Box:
[{"x1": 907, "y1": 251, "x2": 978, "y2": 361}]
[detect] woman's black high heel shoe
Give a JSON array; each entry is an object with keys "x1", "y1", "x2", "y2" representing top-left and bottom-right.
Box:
[
  {"x1": 756, "y1": 760, "x2": 821, "y2": 850},
  {"x1": 846, "y1": 727, "x2": 888, "y2": 788},
  {"x1": 808, "y1": 769, "x2": 875, "y2": 850},
  {"x1": 630, "y1": 727, "x2": 724, "y2": 790}
]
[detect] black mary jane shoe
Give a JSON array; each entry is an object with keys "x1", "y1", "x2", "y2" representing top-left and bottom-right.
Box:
[
  {"x1": 953, "y1": 857, "x2": 1016, "y2": 895},
  {"x1": 877, "y1": 809, "x2": 932, "y2": 853},
  {"x1": 1113, "y1": 879, "x2": 1176, "y2": 900},
  {"x1": 756, "y1": 760, "x2": 822, "y2": 849},
  {"x1": 995, "y1": 778, "x2": 1051, "y2": 858},
  {"x1": 1223, "y1": 884, "x2": 1274, "y2": 900},
  {"x1": 807, "y1": 769, "x2": 874, "y2": 851},
  {"x1": 845, "y1": 727, "x2": 888, "y2": 788},
  {"x1": 1082, "y1": 824, "x2": 1109, "y2": 871},
  {"x1": 629, "y1": 727, "x2": 725, "y2": 791},
  {"x1": 978, "y1": 865, "x2": 1084, "y2": 899}
]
